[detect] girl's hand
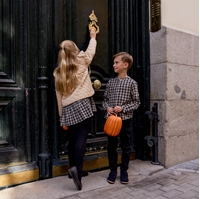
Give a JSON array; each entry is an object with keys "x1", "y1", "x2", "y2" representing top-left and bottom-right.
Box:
[
  {"x1": 90, "y1": 28, "x2": 96, "y2": 39},
  {"x1": 113, "y1": 106, "x2": 122, "y2": 113},
  {"x1": 62, "y1": 126, "x2": 68, "y2": 130}
]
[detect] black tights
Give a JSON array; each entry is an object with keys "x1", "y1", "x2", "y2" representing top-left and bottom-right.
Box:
[{"x1": 68, "y1": 118, "x2": 90, "y2": 181}]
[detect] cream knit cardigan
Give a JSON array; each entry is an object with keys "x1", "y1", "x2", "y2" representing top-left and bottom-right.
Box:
[{"x1": 54, "y1": 38, "x2": 97, "y2": 116}]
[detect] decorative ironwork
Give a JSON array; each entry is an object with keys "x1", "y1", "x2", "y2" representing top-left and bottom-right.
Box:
[{"x1": 144, "y1": 103, "x2": 160, "y2": 165}]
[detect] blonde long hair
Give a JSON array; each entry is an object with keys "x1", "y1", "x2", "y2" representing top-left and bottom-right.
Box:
[{"x1": 54, "y1": 40, "x2": 80, "y2": 95}]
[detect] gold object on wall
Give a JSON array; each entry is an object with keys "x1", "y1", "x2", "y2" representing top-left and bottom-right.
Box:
[
  {"x1": 88, "y1": 10, "x2": 100, "y2": 34},
  {"x1": 150, "y1": 0, "x2": 161, "y2": 32}
]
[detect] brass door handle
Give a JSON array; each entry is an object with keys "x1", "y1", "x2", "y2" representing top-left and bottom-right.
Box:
[{"x1": 92, "y1": 80, "x2": 101, "y2": 90}]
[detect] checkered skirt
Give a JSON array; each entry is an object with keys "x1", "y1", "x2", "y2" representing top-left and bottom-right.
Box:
[{"x1": 60, "y1": 97, "x2": 97, "y2": 126}]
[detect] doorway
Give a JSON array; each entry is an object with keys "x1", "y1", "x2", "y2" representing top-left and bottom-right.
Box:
[{"x1": 0, "y1": 0, "x2": 150, "y2": 180}]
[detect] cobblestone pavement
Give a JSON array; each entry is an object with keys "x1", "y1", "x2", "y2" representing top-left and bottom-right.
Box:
[
  {"x1": 62, "y1": 159, "x2": 199, "y2": 199},
  {"x1": 0, "y1": 159, "x2": 198, "y2": 199}
]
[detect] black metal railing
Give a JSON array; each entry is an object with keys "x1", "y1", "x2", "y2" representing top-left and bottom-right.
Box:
[{"x1": 144, "y1": 103, "x2": 160, "y2": 165}]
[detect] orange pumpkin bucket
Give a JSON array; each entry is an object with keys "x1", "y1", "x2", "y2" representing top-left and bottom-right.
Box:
[{"x1": 104, "y1": 114, "x2": 122, "y2": 137}]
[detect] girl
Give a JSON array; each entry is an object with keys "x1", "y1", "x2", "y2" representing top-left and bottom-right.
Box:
[{"x1": 53, "y1": 29, "x2": 97, "y2": 190}]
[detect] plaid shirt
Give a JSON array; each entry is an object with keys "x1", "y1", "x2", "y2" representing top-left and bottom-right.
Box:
[{"x1": 102, "y1": 76, "x2": 140, "y2": 120}]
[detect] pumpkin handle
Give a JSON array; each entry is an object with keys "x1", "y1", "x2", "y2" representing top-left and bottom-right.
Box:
[{"x1": 107, "y1": 112, "x2": 118, "y2": 117}]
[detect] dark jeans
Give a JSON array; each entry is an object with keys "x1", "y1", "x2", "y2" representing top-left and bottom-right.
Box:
[
  {"x1": 107, "y1": 119, "x2": 132, "y2": 172},
  {"x1": 67, "y1": 118, "x2": 90, "y2": 182}
]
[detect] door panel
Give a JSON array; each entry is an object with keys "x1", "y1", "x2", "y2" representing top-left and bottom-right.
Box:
[
  {"x1": 77, "y1": 0, "x2": 109, "y2": 73},
  {"x1": 0, "y1": 1, "x2": 24, "y2": 163},
  {"x1": 55, "y1": 0, "x2": 135, "y2": 156},
  {"x1": 56, "y1": 0, "x2": 111, "y2": 156},
  {"x1": 76, "y1": 1, "x2": 110, "y2": 153}
]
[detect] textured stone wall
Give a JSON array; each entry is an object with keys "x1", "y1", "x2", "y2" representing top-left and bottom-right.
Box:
[{"x1": 150, "y1": 26, "x2": 199, "y2": 167}]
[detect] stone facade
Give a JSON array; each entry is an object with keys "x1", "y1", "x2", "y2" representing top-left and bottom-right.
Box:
[{"x1": 150, "y1": 26, "x2": 199, "y2": 167}]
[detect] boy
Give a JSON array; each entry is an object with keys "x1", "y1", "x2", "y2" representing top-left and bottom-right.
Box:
[{"x1": 102, "y1": 52, "x2": 140, "y2": 184}]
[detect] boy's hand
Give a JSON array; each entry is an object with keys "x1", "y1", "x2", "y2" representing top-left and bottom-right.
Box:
[
  {"x1": 113, "y1": 106, "x2": 122, "y2": 113},
  {"x1": 90, "y1": 28, "x2": 96, "y2": 39},
  {"x1": 107, "y1": 107, "x2": 115, "y2": 115}
]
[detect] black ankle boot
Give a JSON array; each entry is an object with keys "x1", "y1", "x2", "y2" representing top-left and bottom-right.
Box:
[
  {"x1": 68, "y1": 170, "x2": 88, "y2": 178},
  {"x1": 68, "y1": 167, "x2": 82, "y2": 191}
]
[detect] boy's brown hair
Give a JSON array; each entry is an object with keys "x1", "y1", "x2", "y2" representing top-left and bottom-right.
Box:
[{"x1": 113, "y1": 52, "x2": 133, "y2": 70}]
